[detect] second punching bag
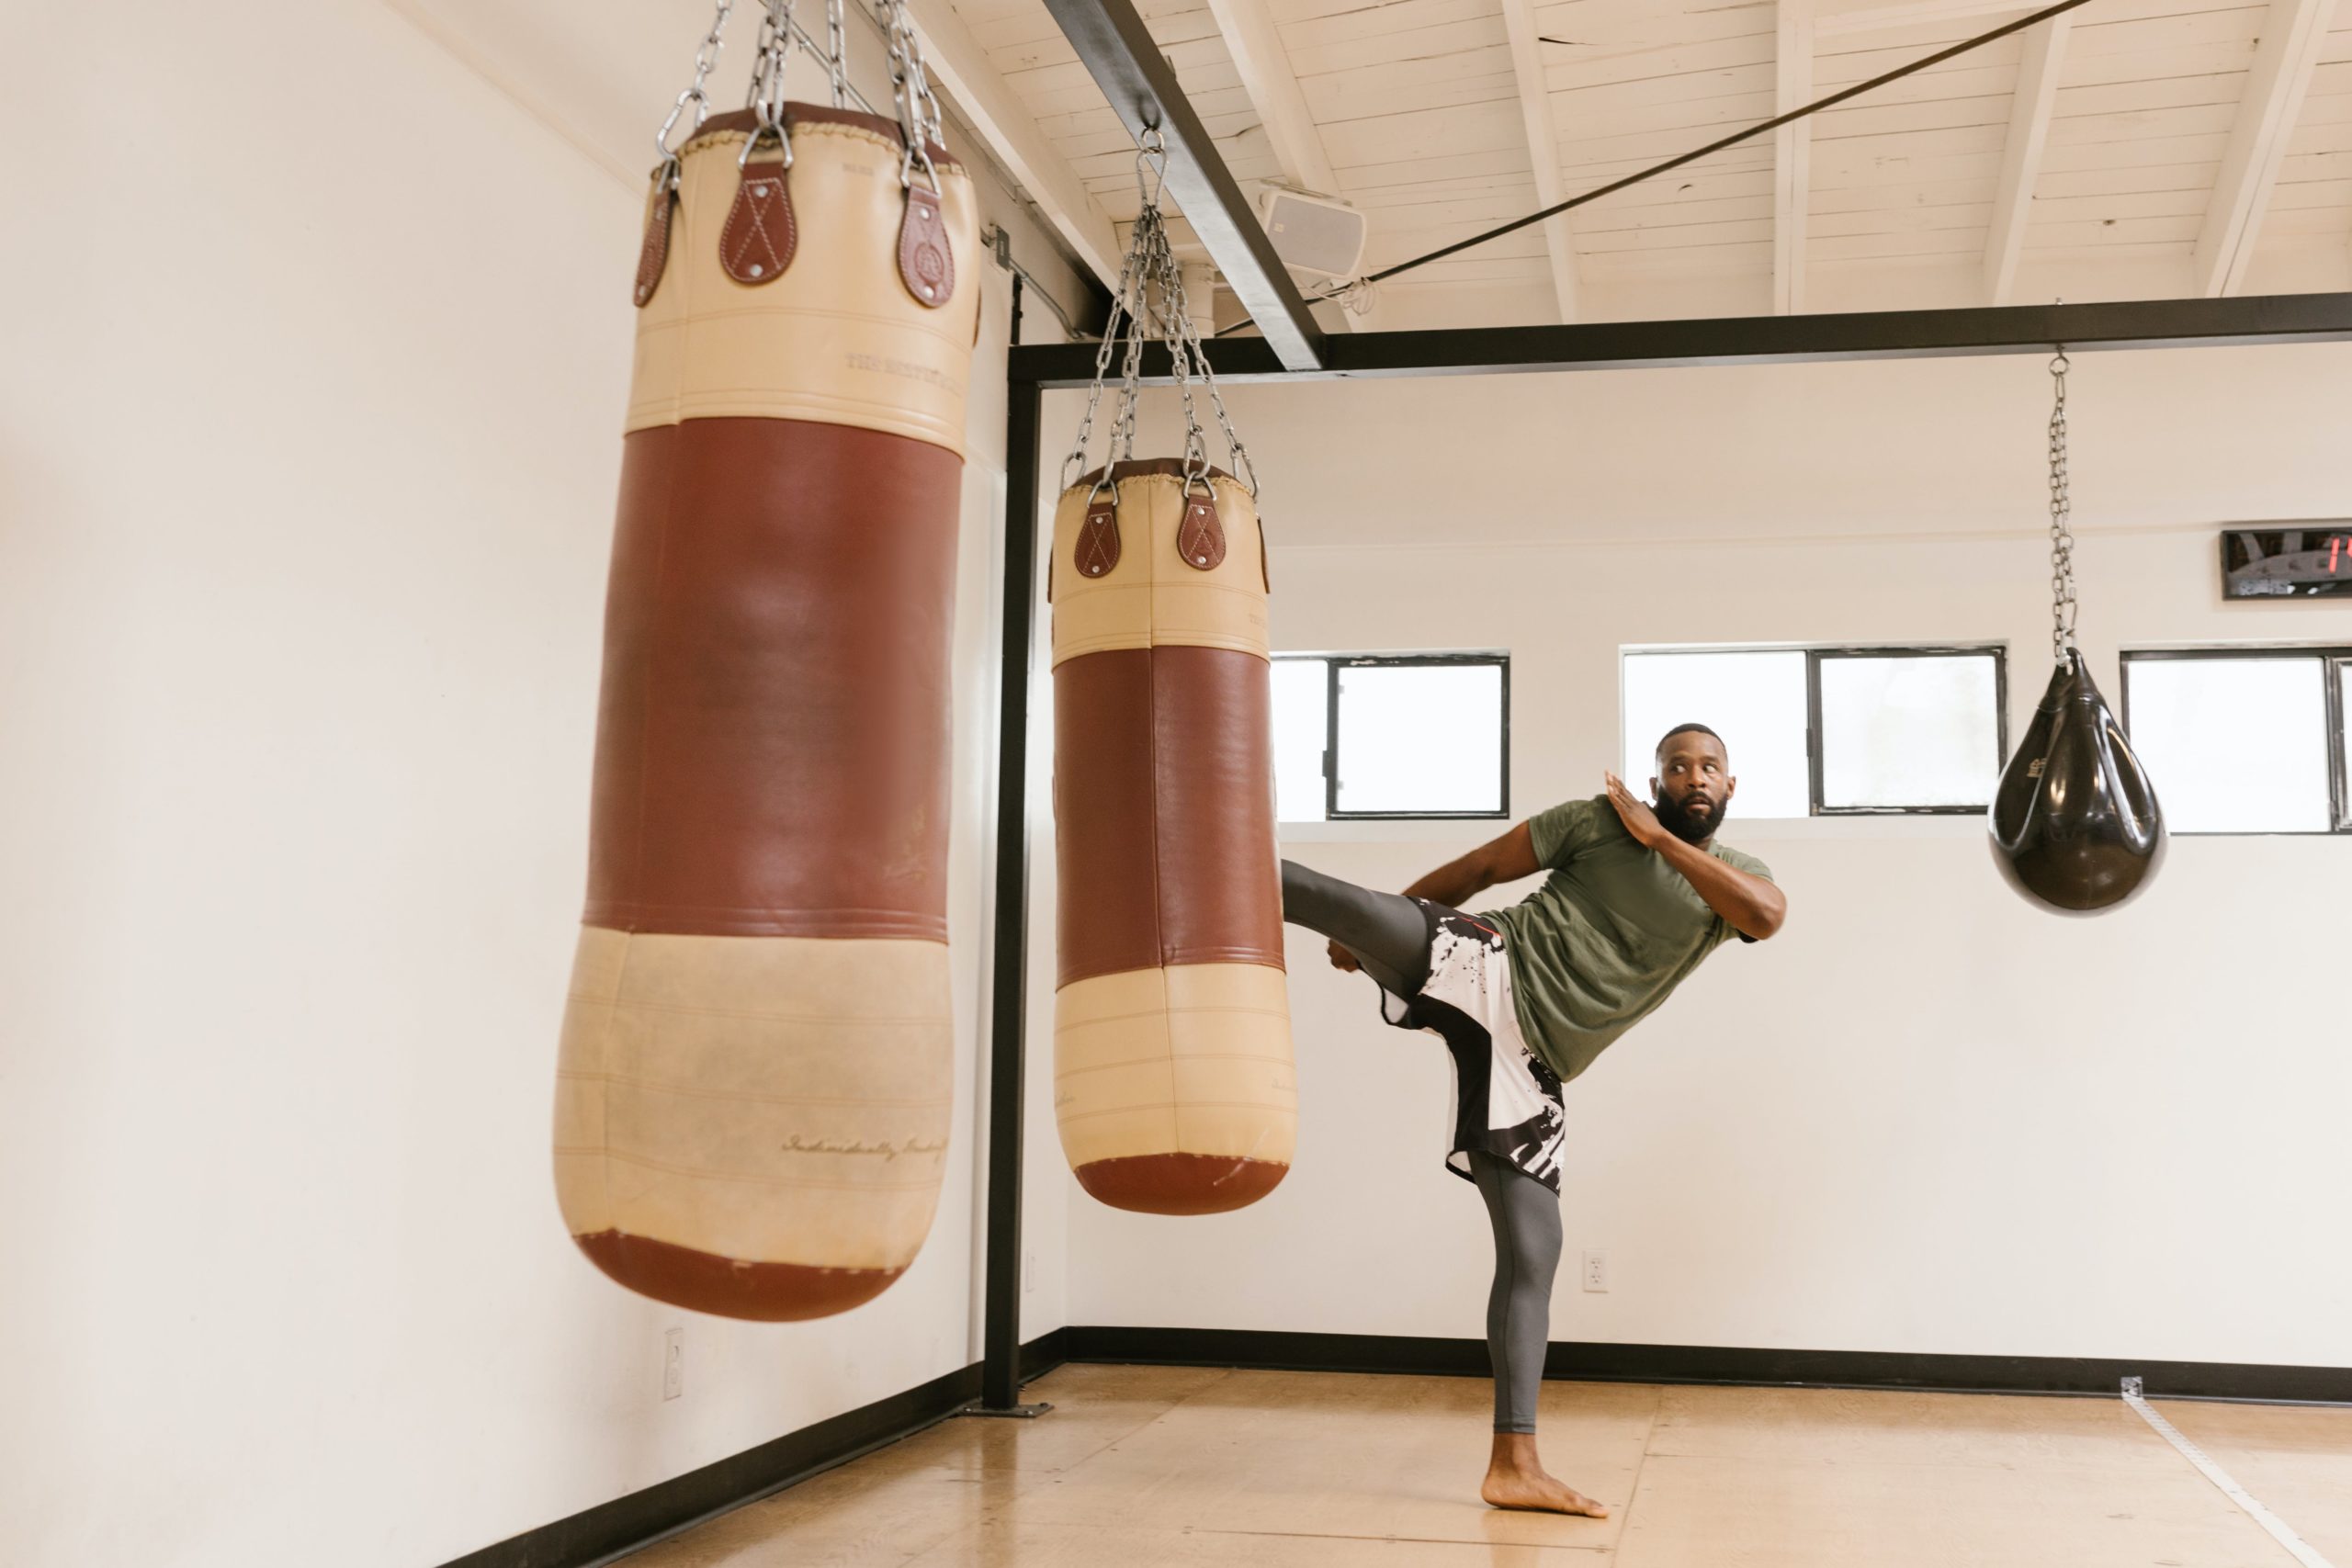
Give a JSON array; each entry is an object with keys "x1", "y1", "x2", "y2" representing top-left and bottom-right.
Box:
[
  {"x1": 552, "y1": 18, "x2": 981, "y2": 1322},
  {"x1": 1048, "y1": 174, "x2": 1295, "y2": 1215}
]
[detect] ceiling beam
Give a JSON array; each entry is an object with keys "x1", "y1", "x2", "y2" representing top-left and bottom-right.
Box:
[
  {"x1": 1815, "y1": 0, "x2": 2033, "y2": 36},
  {"x1": 1008, "y1": 294, "x2": 2352, "y2": 387},
  {"x1": 1499, "y1": 0, "x2": 1580, "y2": 322},
  {"x1": 1199, "y1": 0, "x2": 1368, "y2": 331},
  {"x1": 1984, "y1": 14, "x2": 2073, "y2": 305},
  {"x1": 1775, "y1": 0, "x2": 1815, "y2": 316},
  {"x1": 902, "y1": 0, "x2": 1124, "y2": 290},
  {"x1": 1040, "y1": 0, "x2": 1328, "y2": 370},
  {"x1": 2193, "y1": 0, "x2": 2335, "y2": 297}
]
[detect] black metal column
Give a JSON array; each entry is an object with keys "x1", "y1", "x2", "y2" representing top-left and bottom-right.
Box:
[{"x1": 975, "y1": 361, "x2": 1049, "y2": 1418}]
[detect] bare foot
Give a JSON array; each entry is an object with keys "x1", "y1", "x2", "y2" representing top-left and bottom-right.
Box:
[{"x1": 1480, "y1": 1434, "x2": 1610, "y2": 1517}]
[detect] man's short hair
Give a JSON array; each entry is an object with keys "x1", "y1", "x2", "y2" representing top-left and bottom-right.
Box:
[{"x1": 1656, "y1": 722, "x2": 1724, "y2": 758}]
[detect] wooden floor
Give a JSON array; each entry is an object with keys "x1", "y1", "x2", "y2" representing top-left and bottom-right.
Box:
[{"x1": 624, "y1": 1364, "x2": 2352, "y2": 1566}]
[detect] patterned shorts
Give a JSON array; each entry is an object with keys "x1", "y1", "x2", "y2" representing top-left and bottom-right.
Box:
[{"x1": 1382, "y1": 900, "x2": 1566, "y2": 1193}]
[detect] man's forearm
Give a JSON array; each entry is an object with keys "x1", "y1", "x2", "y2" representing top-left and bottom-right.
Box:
[
  {"x1": 1653, "y1": 835, "x2": 1785, "y2": 939},
  {"x1": 1401, "y1": 848, "x2": 1498, "y2": 908}
]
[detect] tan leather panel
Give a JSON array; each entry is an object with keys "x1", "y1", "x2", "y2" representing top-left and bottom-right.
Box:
[
  {"x1": 626, "y1": 109, "x2": 980, "y2": 453},
  {"x1": 1053, "y1": 963, "x2": 1295, "y2": 1209},
  {"x1": 554, "y1": 925, "x2": 953, "y2": 1303},
  {"x1": 1053, "y1": 646, "x2": 1284, "y2": 987},
  {"x1": 1049, "y1": 473, "x2": 1269, "y2": 665},
  {"x1": 585, "y1": 419, "x2": 959, "y2": 940}
]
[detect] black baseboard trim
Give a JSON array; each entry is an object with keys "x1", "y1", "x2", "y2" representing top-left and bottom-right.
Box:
[
  {"x1": 439, "y1": 1330, "x2": 1071, "y2": 1568},
  {"x1": 1060, "y1": 1325, "x2": 2352, "y2": 1405}
]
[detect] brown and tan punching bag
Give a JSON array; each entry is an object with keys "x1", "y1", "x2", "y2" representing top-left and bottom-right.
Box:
[
  {"x1": 1049, "y1": 461, "x2": 1296, "y2": 1213},
  {"x1": 551, "y1": 103, "x2": 980, "y2": 1320}
]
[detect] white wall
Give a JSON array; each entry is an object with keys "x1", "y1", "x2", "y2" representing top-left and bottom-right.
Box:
[
  {"x1": 1046, "y1": 345, "x2": 2352, "y2": 1370},
  {"x1": 0, "y1": 4, "x2": 1066, "y2": 1565}
]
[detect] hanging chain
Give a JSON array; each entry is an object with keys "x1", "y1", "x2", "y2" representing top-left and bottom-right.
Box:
[
  {"x1": 883, "y1": 0, "x2": 944, "y2": 193},
  {"x1": 1060, "y1": 131, "x2": 1258, "y2": 499},
  {"x1": 743, "y1": 0, "x2": 800, "y2": 166},
  {"x1": 2046, "y1": 349, "x2": 2078, "y2": 660},
  {"x1": 654, "y1": 0, "x2": 737, "y2": 169},
  {"x1": 827, "y1": 0, "x2": 850, "y2": 107}
]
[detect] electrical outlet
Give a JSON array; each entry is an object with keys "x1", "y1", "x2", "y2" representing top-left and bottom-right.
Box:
[
  {"x1": 1581, "y1": 1251, "x2": 1609, "y2": 1292},
  {"x1": 662, "y1": 1327, "x2": 684, "y2": 1401},
  {"x1": 1023, "y1": 1250, "x2": 1036, "y2": 1293}
]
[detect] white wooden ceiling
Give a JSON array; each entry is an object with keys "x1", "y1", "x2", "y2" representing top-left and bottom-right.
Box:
[{"x1": 937, "y1": 0, "x2": 2352, "y2": 324}]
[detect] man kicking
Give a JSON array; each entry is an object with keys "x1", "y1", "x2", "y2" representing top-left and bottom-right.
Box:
[{"x1": 1281, "y1": 724, "x2": 1786, "y2": 1517}]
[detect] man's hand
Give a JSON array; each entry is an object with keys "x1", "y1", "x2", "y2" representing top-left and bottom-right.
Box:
[
  {"x1": 1603, "y1": 771, "x2": 1670, "y2": 849},
  {"x1": 1327, "y1": 940, "x2": 1362, "y2": 974}
]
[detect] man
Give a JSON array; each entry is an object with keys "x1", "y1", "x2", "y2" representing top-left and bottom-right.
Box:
[{"x1": 1280, "y1": 723, "x2": 1785, "y2": 1517}]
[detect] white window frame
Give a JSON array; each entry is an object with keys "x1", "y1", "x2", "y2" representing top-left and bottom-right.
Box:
[
  {"x1": 1273, "y1": 652, "x2": 1511, "y2": 823},
  {"x1": 2119, "y1": 647, "x2": 2352, "y2": 836},
  {"x1": 1621, "y1": 643, "x2": 2010, "y2": 818}
]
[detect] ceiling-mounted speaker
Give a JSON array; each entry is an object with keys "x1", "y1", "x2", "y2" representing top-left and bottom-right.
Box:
[{"x1": 1256, "y1": 186, "x2": 1366, "y2": 279}]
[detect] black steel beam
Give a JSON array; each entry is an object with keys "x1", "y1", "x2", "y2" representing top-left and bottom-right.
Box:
[
  {"x1": 1009, "y1": 292, "x2": 2352, "y2": 388},
  {"x1": 979, "y1": 367, "x2": 1045, "y2": 1416},
  {"x1": 1039, "y1": 0, "x2": 1327, "y2": 373}
]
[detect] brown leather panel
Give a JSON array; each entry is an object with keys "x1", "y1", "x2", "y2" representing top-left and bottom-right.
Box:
[
  {"x1": 635, "y1": 181, "x2": 676, "y2": 308},
  {"x1": 572, "y1": 1229, "x2": 902, "y2": 1320},
  {"x1": 689, "y1": 106, "x2": 959, "y2": 172},
  {"x1": 1071, "y1": 459, "x2": 1235, "y2": 488},
  {"x1": 1071, "y1": 1153, "x2": 1289, "y2": 1215},
  {"x1": 585, "y1": 418, "x2": 960, "y2": 939},
  {"x1": 1177, "y1": 490, "x2": 1226, "y2": 570},
  {"x1": 720, "y1": 159, "x2": 797, "y2": 284},
  {"x1": 898, "y1": 185, "x2": 955, "y2": 307},
  {"x1": 1054, "y1": 646, "x2": 1284, "y2": 987}
]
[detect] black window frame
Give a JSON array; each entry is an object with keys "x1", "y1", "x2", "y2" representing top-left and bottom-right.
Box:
[
  {"x1": 2119, "y1": 646, "x2": 2352, "y2": 836},
  {"x1": 1623, "y1": 643, "x2": 2009, "y2": 818},
  {"x1": 1272, "y1": 652, "x2": 1512, "y2": 823}
]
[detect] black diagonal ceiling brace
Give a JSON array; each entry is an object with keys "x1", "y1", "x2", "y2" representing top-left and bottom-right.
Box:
[{"x1": 1038, "y1": 0, "x2": 1329, "y2": 371}]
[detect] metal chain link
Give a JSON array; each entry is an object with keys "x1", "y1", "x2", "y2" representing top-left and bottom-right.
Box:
[
  {"x1": 883, "y1": 0, "x2": 944, "y2": 193},
  {"x1": 2047, "y1": 349, "x2": 2078, "y2": 660},
  {"x1": 827, "y1": 0, "x2": 851, "y2": 107},
  {"x1": 744, "y1": 0, "x2": 800, "y2": 167},
  {"x1": 1060, "y1": 133, "x2": 1259, "y2": 499},
  {"x1": 654, "y1": 0, "x2": 738, "y2": 164}
]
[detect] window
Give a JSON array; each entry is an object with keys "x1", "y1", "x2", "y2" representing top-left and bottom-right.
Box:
[
  {"x1": 2120, "y1": 649, "x2": 2351, "y2": 834},
  {"x1": 1272, "y1": 654, "x2": 1509, "y2": 821},
  {"x1": 1621, "y1": 645, "x2": 2007, "y2": 818}
]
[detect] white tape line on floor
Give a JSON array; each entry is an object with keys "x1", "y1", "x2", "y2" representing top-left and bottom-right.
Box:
[{"x1": 2121, "y1": 1379, "x2": 2335, "y2": 1568}]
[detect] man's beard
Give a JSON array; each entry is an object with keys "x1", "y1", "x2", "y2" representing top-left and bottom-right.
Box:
[{"x1": 1653, "y1": 789, "x2": 1727, "y2": 845}]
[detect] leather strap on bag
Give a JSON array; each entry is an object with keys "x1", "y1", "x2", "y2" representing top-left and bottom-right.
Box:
[
  {"x1": 1177, "y1": 482, "x2": 1227, "y2": 571},
  {"x1": 1076, "y1": 491, "x2": 1122, "y2": 581},
  {"x1": 721, "y1": 156, "x2": 797, "y2": 286},
  {"x1": 899, "y1": 186, "x2": 955, "y2": 308},
  {"x1": 635, "y1": 174, "x2": 679, "y2": 308}
]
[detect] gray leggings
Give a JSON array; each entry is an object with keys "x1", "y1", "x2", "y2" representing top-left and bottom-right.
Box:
[{"x1": 1281, "y1": 860, "x2": 1561, "y2": 1434}]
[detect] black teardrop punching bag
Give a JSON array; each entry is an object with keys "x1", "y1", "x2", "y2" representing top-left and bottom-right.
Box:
[
  {"x1": 1991, "y1": 354, "x2": 2164, "y2": 915},
  {"x1": 1990, "y1": 651, "x2": 2165, "y2": 914}
]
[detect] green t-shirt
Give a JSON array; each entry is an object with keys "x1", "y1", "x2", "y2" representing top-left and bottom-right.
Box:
[{"x1": 1487, "y1": 795, "x2": 1773, "y2": 1086}]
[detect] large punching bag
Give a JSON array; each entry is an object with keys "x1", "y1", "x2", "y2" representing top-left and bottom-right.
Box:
[
  {"x1": 551, "y1": 22, "x2": 981, "y2": 1321},
  {"x1": 1989, "y1": 351, "x2": 2165, "y2": 915},
  {"x1": 1049, "y1": 183, "x2": 1295, "y2": 1214}
]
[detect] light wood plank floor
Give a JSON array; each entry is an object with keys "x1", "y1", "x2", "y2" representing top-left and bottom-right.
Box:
[{"x1": 622, "y1": 1364, "x2": 2352, "y2": 1566}]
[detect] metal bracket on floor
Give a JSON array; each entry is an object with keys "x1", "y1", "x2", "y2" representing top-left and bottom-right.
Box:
[{"x1": 958, "y1": 1399, "x2": 1054, "y2": 1420}]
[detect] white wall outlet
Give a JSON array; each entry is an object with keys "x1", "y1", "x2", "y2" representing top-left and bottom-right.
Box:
[
  {"x1": 662, "y1": 1327, "x2": 684, "y2": 1401},
  {"x1": 1023, "y1": 1250, "x2": 1036, "y2": 1293},
  {"x1": 1582, "y1": 1250, "x2": 1609, "y2": 1292}
]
